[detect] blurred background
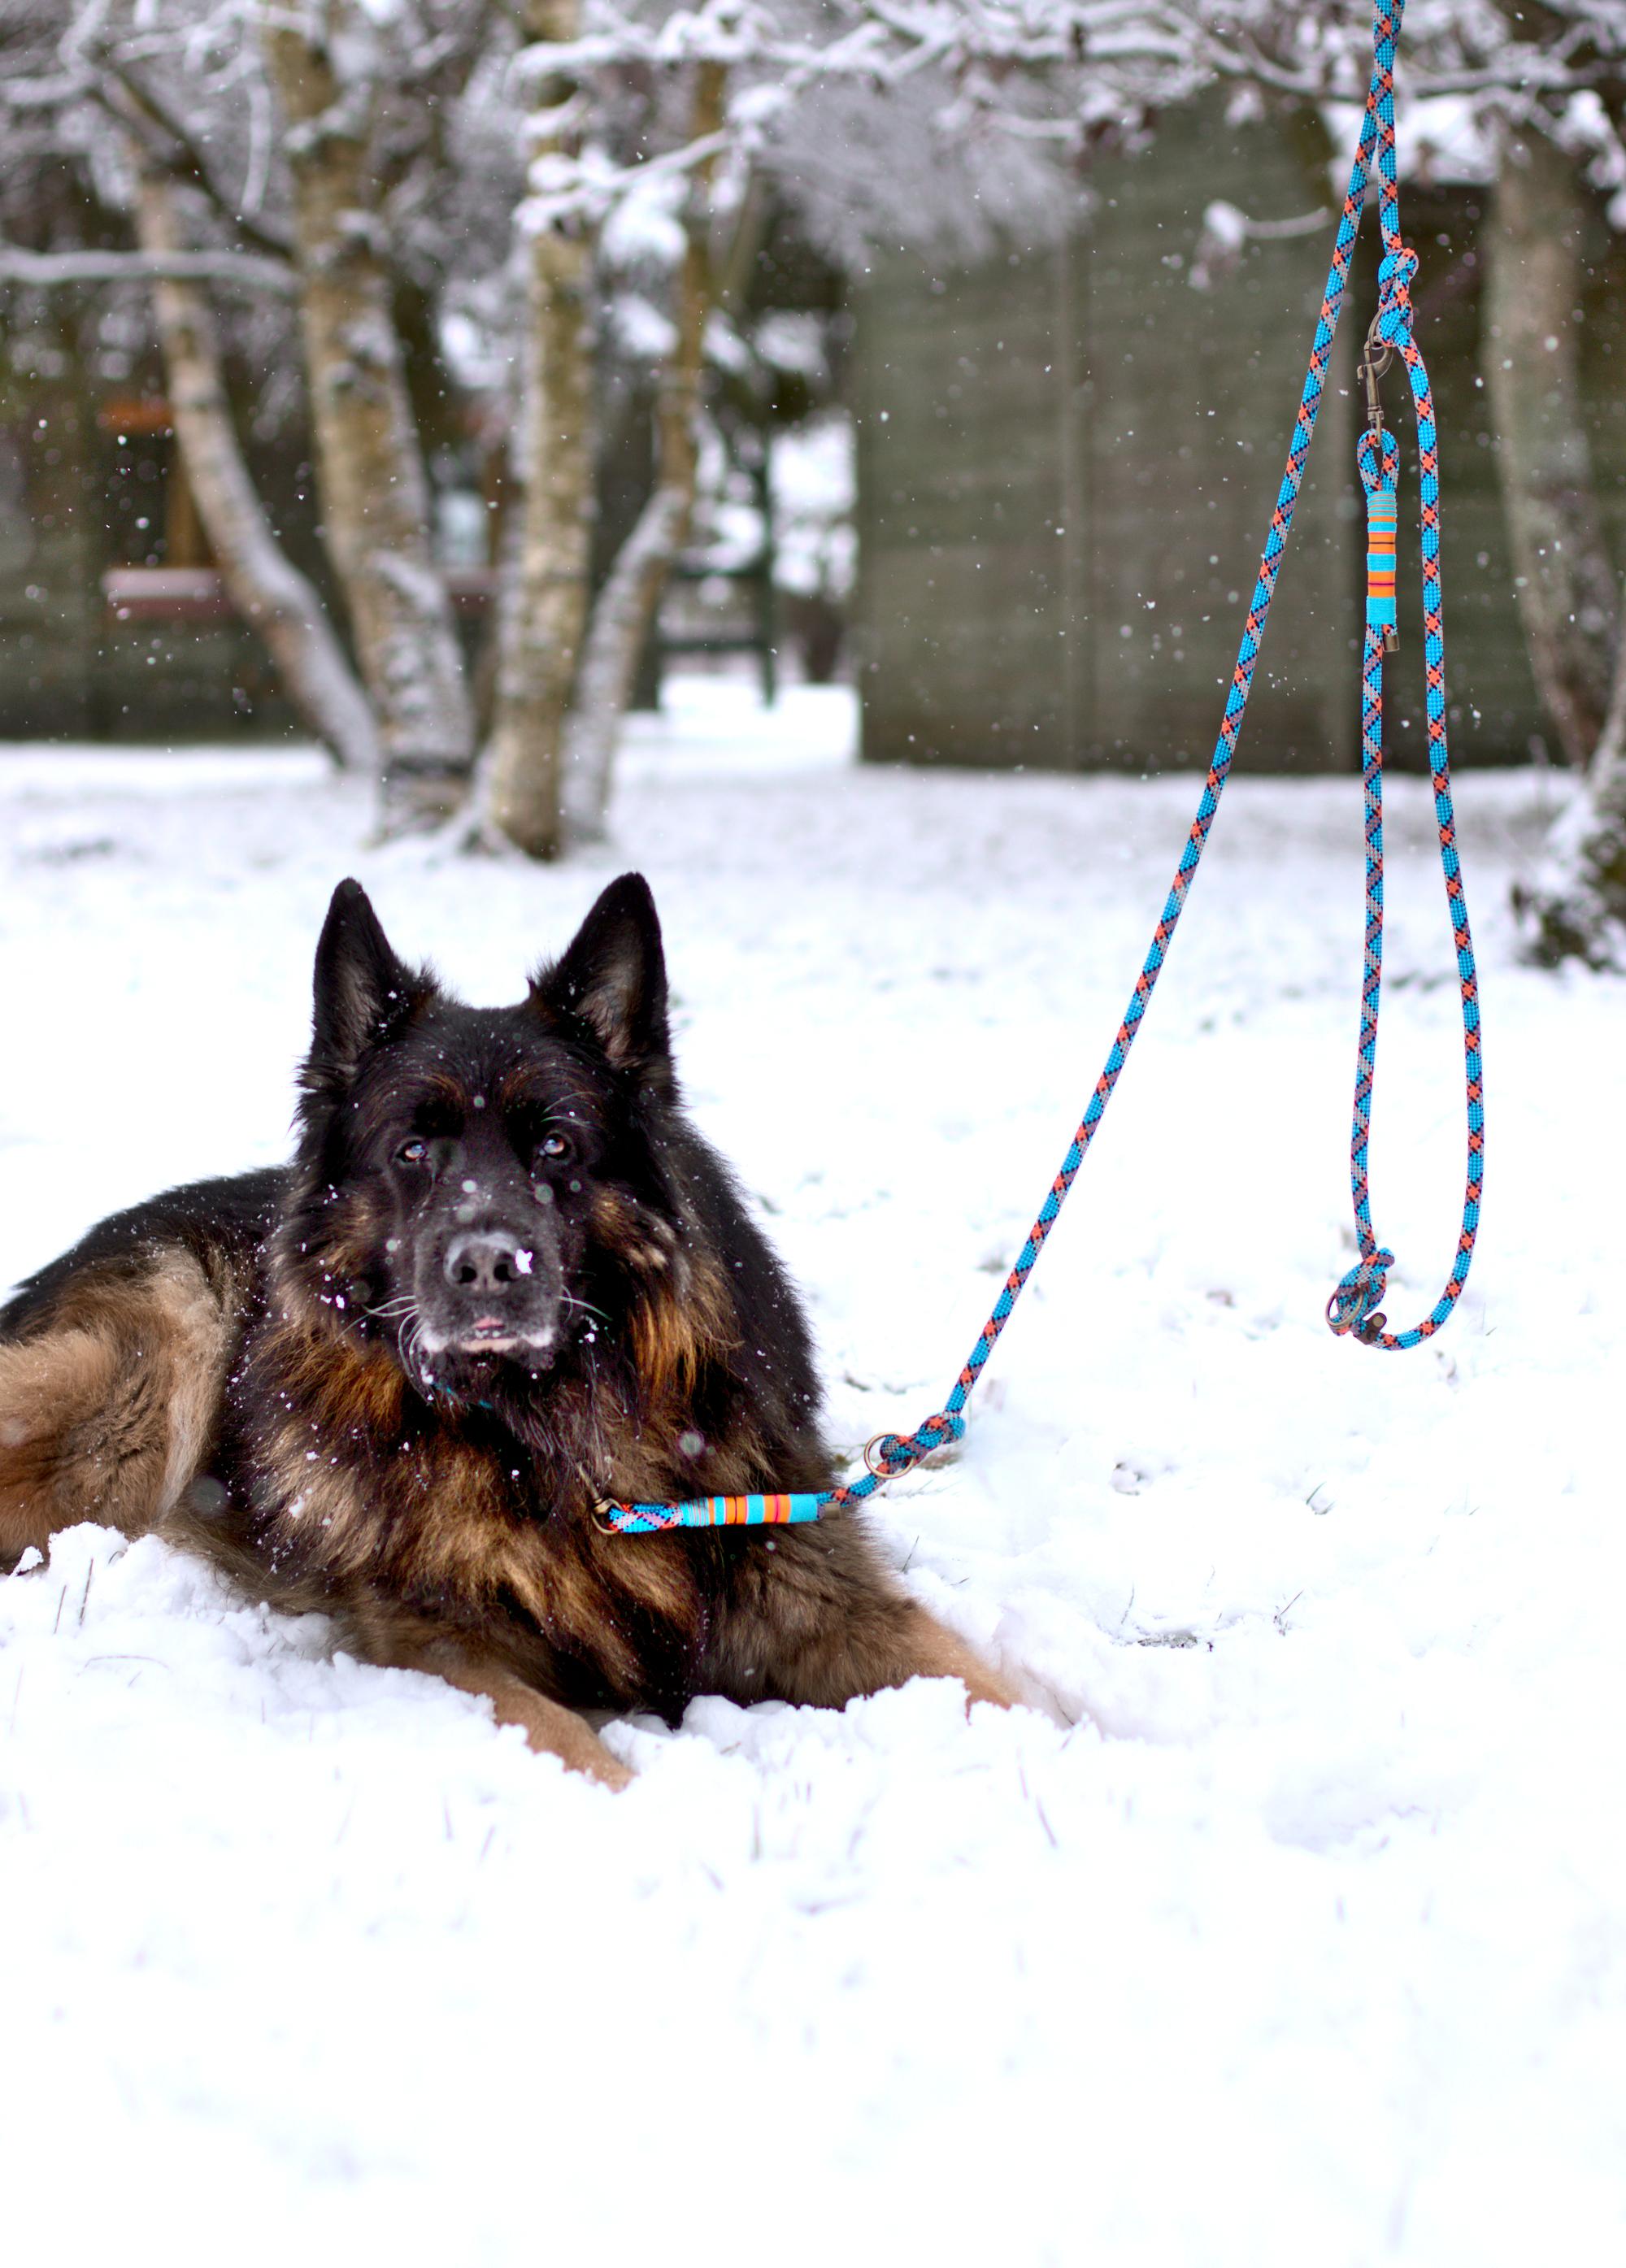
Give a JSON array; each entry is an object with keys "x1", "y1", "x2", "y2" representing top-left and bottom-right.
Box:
[{"x1": 2, "y1": 1, "x2": 1624, "y2": 954}]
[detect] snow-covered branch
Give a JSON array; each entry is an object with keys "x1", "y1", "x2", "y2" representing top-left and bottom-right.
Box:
[
  {"x1": 511, "y1": 1, "x2": 1626, "y2": 119},
  {"x1": 0, "y1": 240, "x2": 296, "y2": 294}
]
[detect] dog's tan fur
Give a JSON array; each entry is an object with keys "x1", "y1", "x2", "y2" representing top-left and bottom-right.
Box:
[{"x1": 0, "y1": 1250, "x2": 237, "y2": 1566}]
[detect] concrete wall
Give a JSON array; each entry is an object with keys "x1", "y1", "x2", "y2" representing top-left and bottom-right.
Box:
[{"x1": 853, "y1": 114, "x2": 1626, "y2": 774}]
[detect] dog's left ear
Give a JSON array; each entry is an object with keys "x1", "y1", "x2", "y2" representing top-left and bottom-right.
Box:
[{"x1": 534, "y1": 873, "x2": 671, "y2": 1075}]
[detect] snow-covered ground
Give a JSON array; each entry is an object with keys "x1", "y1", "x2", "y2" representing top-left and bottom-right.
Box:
[{"x1": 2, "y1": 681, "x2": 1621, "y2": 2266}]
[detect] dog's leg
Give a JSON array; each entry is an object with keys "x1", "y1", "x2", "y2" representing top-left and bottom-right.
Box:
[
  {"x1": 0, "y1": 1254, "x2": 232, "y2": 1568},
  {"x1": 355, "y1": 1618, "x2": 633, "y2": 1789},
  {"x1": 770, "y1": 1597, "x2": 1017, "y2": 1716},
  {"x1": 875, "y1": 1602, "x2": 1018, "y2": 1710},
  {"x1": 440, "y1": 1658, "x2": 633, "y2": 1789}
]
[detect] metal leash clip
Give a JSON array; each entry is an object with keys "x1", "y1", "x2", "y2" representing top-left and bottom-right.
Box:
[{"x1": 1358, "y1": 314, "x2": 1393, "y2": 437}]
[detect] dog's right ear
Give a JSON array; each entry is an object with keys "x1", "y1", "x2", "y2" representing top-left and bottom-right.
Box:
[{"x1": 305, "y1": 880, "x2": 432, "y2": 1091}]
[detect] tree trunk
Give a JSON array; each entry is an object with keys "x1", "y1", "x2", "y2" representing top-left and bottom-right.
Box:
[
  {"x1": 1485, "y1": 120, "x2": 1626, "y2": 962},
  {"x1": 129, "y1": 162, "x2": 377, "y2": 773},
  {"x1": 1483, "y1": 121, "x2": 1619, "y2": 767},
  {"x1": 1515, "y1": 581, "x2": 1626, "y2": 965},
  {"x1": 561, "y1": 485, "x2": 686, "y2": 836},
  {"x1": 480, "y1": 0, "x2": 593, "y2": 861},
  {"x1": 562, "y1": 60, "x2": 728, "y2": 841},
  {"x1": 263, "y1": 11, "x2": 474, "y2": 828}
]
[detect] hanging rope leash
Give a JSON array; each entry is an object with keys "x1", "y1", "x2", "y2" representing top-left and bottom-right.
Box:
[
  {"x1": 598, "y1": 0, "x2": 1484, "y2": 1536},
  {"x1": 1324, "y1": 115, "x2": 1485, "y2": 1347}
]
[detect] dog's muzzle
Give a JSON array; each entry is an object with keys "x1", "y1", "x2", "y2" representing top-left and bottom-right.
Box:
[{"x1": 416, "y1": 1220, "x2": 563, "y2": 1362}]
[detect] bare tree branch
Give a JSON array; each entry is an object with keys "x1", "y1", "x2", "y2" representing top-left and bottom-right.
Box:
[{"x1": 93, "y1": 59, "x2": 298, "y2": 263}]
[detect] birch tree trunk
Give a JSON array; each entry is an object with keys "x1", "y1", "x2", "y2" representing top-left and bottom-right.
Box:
[
  {"x1": 1483, "y1": 122, "x2": 1619, "y2": 767},
  {"x1": 1484, "y1": 121, "x2": 1626, "y2": 962},
  {"x1": 128, "y1": 161, "x2": 376, "y2": 773},
  {"x1": 563, "y1": 61, "x2": 728, "y2": 841},
  {"x1": 1515, "y1": 590, "x2": 1626, "y2": 964},
  {"x1": 263, "y1": 11, "x2": 473, "y2": 828},
  {"x1": 481, "y1": 0, "x2": 593, "y2": 861}
]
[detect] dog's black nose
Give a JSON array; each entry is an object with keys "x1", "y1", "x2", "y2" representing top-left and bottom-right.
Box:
[{"x1": 444, "y1": 1231, "x2": 530, "y2": 1294}]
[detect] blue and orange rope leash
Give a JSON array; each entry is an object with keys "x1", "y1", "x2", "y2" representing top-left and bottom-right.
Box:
[
  {"x1": 1328, "y1": 54, "x2": 1485, "y2": 1348},
  {"x1": 599, "y1": 0, "x2": 1484, "y2": 1537}
]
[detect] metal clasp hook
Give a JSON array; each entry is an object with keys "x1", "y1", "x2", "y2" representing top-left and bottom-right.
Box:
[{"x1": 1359, "y1": 315, "x2": 1393, "y2": 437}]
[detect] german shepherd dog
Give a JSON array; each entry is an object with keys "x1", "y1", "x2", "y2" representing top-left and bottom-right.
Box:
[{"x1": 0, "y1": 877, "x2": 1011, "y2": 1784}]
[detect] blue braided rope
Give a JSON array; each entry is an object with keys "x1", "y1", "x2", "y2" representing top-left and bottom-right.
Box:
[
  {"x1": 602, "y1": 0, "x2": 1483, "y2": 1536},
  {"x1": 1324, "y1": 28, "x2": 1485, "y2": 1349}
]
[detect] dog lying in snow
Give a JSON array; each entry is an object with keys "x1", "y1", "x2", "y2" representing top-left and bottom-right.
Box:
[{"x1": 0, "y1": 876, "x2": 1012, "y2": 1784}]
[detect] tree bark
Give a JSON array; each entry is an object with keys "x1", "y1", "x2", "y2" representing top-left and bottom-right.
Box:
[
  {"x1": 1515, "y1": 581, "x2": 1626, "y2": 965},
  {"x1": 481, "y1": 0, "x2": 594, "y2": 861},
  {"x1": 1483, "y1": 120, "x2": 1619, "y2": 767},
  {"x1": 1483, "y1": 119, "x2": 1626, "y2": 962},
  {"x1": 129, "y1": 162, "x2": 377, "y2": 773},
  {"x1": 263, "y1": 11, "x2": 474, "y2": 827},
  {"x1": 561, "y1": 484, "x2": 687, "y2": 836},
  {"x1": 562, "y1": 60, "x2": 728, "y2": 841}
]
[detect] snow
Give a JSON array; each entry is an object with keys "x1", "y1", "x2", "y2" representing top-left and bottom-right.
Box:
[
  {"x1": 598, "y1": 164, "x2": 687, "y2": 271},
  {"x1": 772, "y1": 411, "x2": 856, "y2": 600},
  {"x1": 1324, "y1": 94, "x2": 1494, "y2": 189},
  {"x1": 2, "y1": 684, "x2": 1623, "y2": 2265}
]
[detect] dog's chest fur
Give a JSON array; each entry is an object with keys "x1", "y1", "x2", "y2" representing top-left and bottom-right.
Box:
[{"x1": 215, "y1": 1285, "x2": 737, "y2": 1711}]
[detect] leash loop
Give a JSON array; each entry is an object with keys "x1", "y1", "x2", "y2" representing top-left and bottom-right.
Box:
[
  {"x1": 863, "y1": 1413, "x2": 967, "y2": 1479},
  {"x1": 1326, "y1": 1247, "x2": 1394, "y2": 1342},
  {"x1": 1324, "y1": 4, "x2": 1485, "y2": 1355},
  {"x1": 601, "y1": 0, "x2": 1485, "y2": 1535}
]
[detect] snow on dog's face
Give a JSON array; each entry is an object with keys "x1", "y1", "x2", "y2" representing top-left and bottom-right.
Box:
[{"x1": 280, "y1": 874, "x2": 680, "y2": 1410}]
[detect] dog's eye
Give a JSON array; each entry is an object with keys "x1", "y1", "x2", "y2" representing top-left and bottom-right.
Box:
[
  {"x1": 537, "y1": 1132, "x2": 572, "y2": 1164},
  {"x1": 397, "y1": 1138, "x2": 430, "y2": 1166}
]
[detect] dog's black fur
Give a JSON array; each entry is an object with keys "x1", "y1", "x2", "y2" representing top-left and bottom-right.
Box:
[{"x1": 0, "y1": 877, "x2": 1010, "y2": 1782}]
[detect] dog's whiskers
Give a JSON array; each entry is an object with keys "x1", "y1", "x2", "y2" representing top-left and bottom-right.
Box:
[{"x1": 396, "y1": 1309, "x2": 435, "y2": 1387}]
